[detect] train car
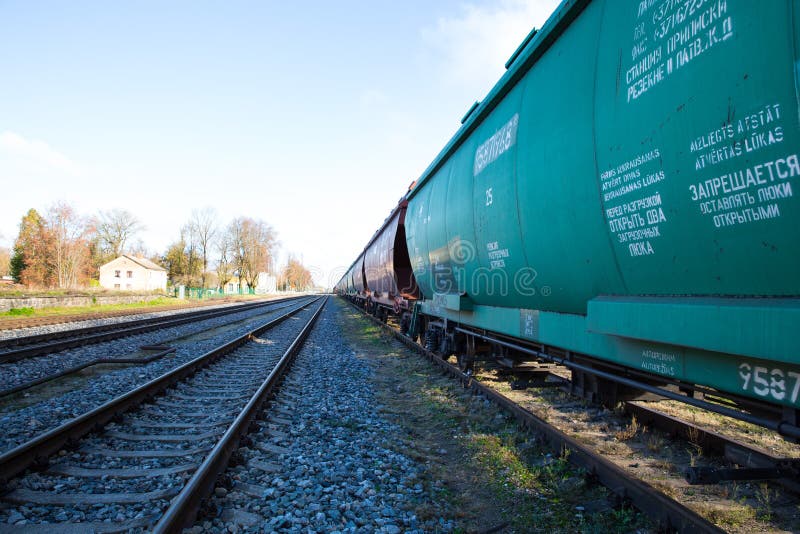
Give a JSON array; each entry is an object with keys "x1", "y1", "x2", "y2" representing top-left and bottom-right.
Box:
[
  {"x1": 344, "y1": 262, "x2": 356, "y2": 296},
  {"x1": 338, "y1": 200, "x2": 421, "y2": 325},
  {"x1": 333, "y1": 274, "x2": 347, "y2": 296},
  {"x1": 396, "y1": 0, "x2": 800, "y2": 431},
  {"x1": 352, "y1": 254, "x2": 366, "y2": 299},
  {"x1": 346, "y1": 255, "x2": 365, "y2": 298},
  {"x1": 363, "y1": 200, "x2": 420, "y2": 322}
]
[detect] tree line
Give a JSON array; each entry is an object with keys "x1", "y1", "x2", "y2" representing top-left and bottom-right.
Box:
[
  {"x1": 163, "y1": 207, "x2": 278, "y2": 291},
  {"x1": 6, "y1": 203, "x2": 143, "y2": 288},
  {"x1": 1, "y1": 202, "x2": 314, "y2": 292}
]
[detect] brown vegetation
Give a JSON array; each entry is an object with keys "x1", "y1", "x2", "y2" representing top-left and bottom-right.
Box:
[
  {"x1": 10, "y1": 204, "x2": 93, "y2": 289},
  {"x1": 9, "y1": 201, "x2": 281, "y2": 292},
  {"x1": 163, "y1": 210, "x2": 278, "y2": 291},
  {"x1": 279, "y1": 257, "x2": 313, "y2": 291},
  {"x1": 0, "y1": 246, "x2": 10, "y2": 277}
]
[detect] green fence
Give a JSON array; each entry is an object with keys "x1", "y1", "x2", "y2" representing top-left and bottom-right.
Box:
[{"x1": 171, "y1": 287, "x2": 259, "y2": 299}]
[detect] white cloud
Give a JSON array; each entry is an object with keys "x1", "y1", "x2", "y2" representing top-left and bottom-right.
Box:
[
  {"x1": 421, "y1": 0, "x2": 561, "y2": 93},
  {"x1": 0, "y1": 131, "x2": 82, "y2": 176}
]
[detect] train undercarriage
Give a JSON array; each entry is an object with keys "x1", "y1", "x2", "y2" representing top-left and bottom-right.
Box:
[{"x1": 339, "y1": 293, "x2": 800, "y2": 443}]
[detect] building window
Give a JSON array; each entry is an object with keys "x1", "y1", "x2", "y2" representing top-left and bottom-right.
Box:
[
  {"x1": 126, "y1": 284, "x2": 132, "y2": 289},
  {"x1": 114, "y1": 270, "x2": 121, "y2": 278},
  {"x1": 126, "y1": 271, "x2": 133, "y2": 278},
  {"x1": 114, "y1": 284, "x2": 120, "y2": 289}
]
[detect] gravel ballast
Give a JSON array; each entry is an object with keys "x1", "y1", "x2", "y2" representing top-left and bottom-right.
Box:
[
  {"x1": 201, "y1": 299, "x2": 650, "y2": 533},
  {"x1": 199, "y1": 300, "x2": 453, "y2": 533},
  {"x1": 0, "y1": 303, "x2": 324, "y2": 529},
  {"x1": 0, "y1": 298, "x2": 315, "y2": 454},
  {"x1": 1, "y1": 298, "x2": 653, "y2": 532}
]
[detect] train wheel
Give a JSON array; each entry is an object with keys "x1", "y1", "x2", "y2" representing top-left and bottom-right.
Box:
[
  {"x1": 456, "y1": 353, "x2": 474, "y2": 374},
  {"x1": 457, "y1": 335, "x2": 476, "y2": 373},
  {"x1": 423, "y1": 327, "x2": 440, "y2": 353},
  {"x1": 399, "y1": 313, "x2": 410, "y2": 336}
]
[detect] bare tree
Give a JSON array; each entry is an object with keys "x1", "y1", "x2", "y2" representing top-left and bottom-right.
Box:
[
  {"x1": 189, "y1": 207, "x2": 218, "y2": 289},
  {"x1": 47, "y1": 202, "x2": 91, "y2": 289},
  {"x1": 127, "y1": 239, "x2": 150, "y2": 258},
  {"x1": 96, "y1": 209, "x2": 143, "y2": 259},
  {"x1": 280, "y1": 256, "x2": 313, "y2": 291},
  {"x1": 0, "y1": 247, "x2": 10, "y2": 277},
  {"x1": 215, "y1": 230, "x2": 234, "y2": 292},
  {"x1": 228, "y1": 217, "x2": 277, "y2": 293}
]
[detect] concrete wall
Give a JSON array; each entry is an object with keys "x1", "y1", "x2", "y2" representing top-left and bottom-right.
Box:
[{"x1": 0, "y1": 294, "x2": 166, "y2": 312}]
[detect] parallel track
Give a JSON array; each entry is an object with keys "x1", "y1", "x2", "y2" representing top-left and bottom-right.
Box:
[
  {"x1": 0, "y1": 297, "x2": 326, "y2": 532},
  {"x1": 0, "y1": 297, "x2": 257, "y2": 332},
  {"x1": 623, "y1": 401, "x2": 800, "y2": 492},
  {"x1": 0, "y1": 297, "x2": 302, "y2": 363}
]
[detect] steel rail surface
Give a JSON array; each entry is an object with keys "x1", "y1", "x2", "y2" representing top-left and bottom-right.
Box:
[
  {"x1": 0, "y1": 297, "x2": 304, "y2": 363},
  {"x1": 349, "y1": 300, "x2": 723, "y2": 533},
  {"x1": 0, "y1": 297, "x2": 320, "y2": 486},
  {"x1": 154, "y1": 296, "x2": 328, "y2": 532}
]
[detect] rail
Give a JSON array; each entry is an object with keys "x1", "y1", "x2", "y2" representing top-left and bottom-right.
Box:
[
  {"x1": 0, "y1": 297, "x2": 304, "y2": 363},
  {"x1": 0, "y1": 297, "x2": 320, "y2": 486},
  {"x1": 154, "y1": 296, "x2": 327, "y2": 531}
]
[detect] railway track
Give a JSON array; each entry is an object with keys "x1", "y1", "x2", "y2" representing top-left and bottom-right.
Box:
[
  {"x1": 348, "y1": 299, "x2": 800, "y2": 532},
  {"x1": 0, "y1": 296, "x2": 326, "y2": 531},
  {"x1": 0, "y1": 298, "x2": 297, "y2": 363},
  {"x1": 0, "y1": 296, "x2": 308, "y2": 400},
  {"x1": 622, "y1": 402, "x2": 800, "y2": 493},
  {"x1": 0, "y1": 297, "x2": 317, "y2": 460},
  {"x1": 0, "y1": 297, "x2": 255, "y2": 332}
]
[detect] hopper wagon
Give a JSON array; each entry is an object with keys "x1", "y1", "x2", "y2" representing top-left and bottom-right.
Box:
[{"x1": 338, "y1": 0, "x2": 800, "y2": 438}]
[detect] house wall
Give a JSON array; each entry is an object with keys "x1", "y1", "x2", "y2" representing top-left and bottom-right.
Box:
[
  {"x1": 99, "y1": 257, "x2": 167, "y2": 291},
  {"x1": 256, "y1": 273, "x2": 277, "y2": 294}
]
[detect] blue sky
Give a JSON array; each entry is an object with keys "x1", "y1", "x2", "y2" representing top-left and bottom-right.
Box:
[{"x1": 0, "y1": 0, "x2": 561, "y2": 287}]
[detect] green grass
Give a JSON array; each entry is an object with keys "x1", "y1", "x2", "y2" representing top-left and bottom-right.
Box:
[
  {"x1": 0, "y1": 287, "x2": 149, "y2": 298},
  {"x1": 465, "y1": 432, "x2": 649, "y2": 533},
  {"x1": 0, "y1": 297, "x2": 178, "y2": 319},
  {"x1": 468, "y1": 433, "x2": 539, "y2": 492}
]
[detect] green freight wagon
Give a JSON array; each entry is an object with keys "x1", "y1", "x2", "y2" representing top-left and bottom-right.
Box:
[{"x1": 403, "y1": 0, "x2": 800, "y2": 421}]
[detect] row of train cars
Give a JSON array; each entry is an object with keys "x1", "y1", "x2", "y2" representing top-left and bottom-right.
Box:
[{"x1": 334, "y1": 0, "x2": 800, "y2": 439}]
